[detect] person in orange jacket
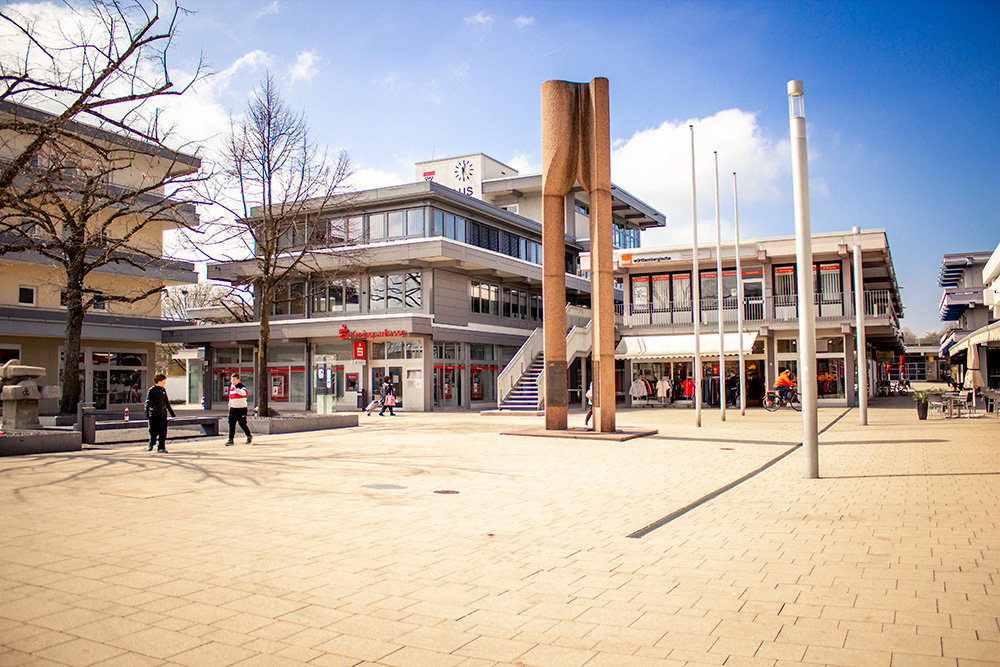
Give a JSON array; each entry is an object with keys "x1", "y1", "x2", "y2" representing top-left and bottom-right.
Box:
[{"x1": 774, "y1": 369, "x2": 796, "y2": 402}]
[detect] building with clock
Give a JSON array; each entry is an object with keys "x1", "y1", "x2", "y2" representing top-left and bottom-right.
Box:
[{"x1": 165, "y1": 154, "x2": 664, "y2": 412}]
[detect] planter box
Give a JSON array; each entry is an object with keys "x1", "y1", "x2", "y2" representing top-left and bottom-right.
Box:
[
  {"x1": 247, "y1": 414, "x2": 358, "y2": 435},
  {"x1": 0, "y1": 431, "x2": 82, "y2": 456}
]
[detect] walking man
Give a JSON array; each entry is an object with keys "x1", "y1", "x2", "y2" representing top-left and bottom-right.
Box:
[
  {"x1": 145, "y1": 373, "x2": 176, "y2": 453},
  {"x1": 226, "y1": 373, "x2": 253, "y2": 445}
]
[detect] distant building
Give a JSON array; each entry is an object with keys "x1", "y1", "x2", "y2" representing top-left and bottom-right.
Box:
[
  {"x1": 600, "y1": 229, "x2": 905, "y2": 407},
  {"x1": 164, "y1": 154, "x2": 663, "y2": 412},
  {"x1": 941, "y1": 246, "x2": 1000, "y2": 395},
  {"x1": 0, "y1": 101, "x2": 200, "y2": 413}
]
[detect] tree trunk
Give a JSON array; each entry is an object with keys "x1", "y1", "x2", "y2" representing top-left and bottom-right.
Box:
[
  {"x1": 59, "y1": 273, "x2": 86, "y2": 414},
  {"x1": 257, "y1": 283, "x2": 272, "y2": 417}
]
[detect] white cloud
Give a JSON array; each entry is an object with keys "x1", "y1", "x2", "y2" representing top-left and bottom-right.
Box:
[
  {"x1": 514, "y1": 16, "x2": 535, "y2": 28},
  {"x1": 253, "y1": 1, "x2": 280, "y2": 20},
  {"x1": 465, "y1": 11, "x2": 493, "y2": 26},
  {"x1": 611, "y1": 109, "x2": 790, "y2": 246},
  {"x1": 347, "y1": 166, "x2": 409, "y2": 191},
  {"x1": 374, "y1": 71, "x2": 400, "y2": 93},
  {"x1": 289, "y1": 50, "x2": 319, "y2": 83},
  {"x1": 505, "y1": 153, "x2": 541, "y2": 175}
]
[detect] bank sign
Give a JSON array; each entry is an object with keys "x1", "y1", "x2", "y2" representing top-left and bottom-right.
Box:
[
  {"x1": 338, "y1": 325, "x2": 407, "y2": 339},
  {"x1": 619, "y1": 253, "x2": 678, "y2": 266}
]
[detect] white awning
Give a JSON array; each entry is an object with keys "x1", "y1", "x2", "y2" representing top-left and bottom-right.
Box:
[
  {"x1": 615, "y1": 332, "x2": 759, "y2": 360},
  {"x1": 949, "y1": 321, "x2": 1000, "y2": 356}
]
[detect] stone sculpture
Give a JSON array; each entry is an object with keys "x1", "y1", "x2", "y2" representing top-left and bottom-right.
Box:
[
  {"x1": 0, "y1": 360, "x2": 60, "y2": 430},
  {"x1": 541, "y1": 78, "x2": 615, "y2": 432}
]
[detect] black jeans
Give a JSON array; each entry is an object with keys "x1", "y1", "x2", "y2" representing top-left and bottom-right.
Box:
[
  {"x1": 228, "y1": 407, "x2": 251, "y2": 440},
  {"x1": 148, "y1": 416, "x2": 168, "y2": 450}
]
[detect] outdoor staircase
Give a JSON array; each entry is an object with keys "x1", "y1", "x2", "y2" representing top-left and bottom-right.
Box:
[{"x1": 497, "y1": 354, "x2": 544, "y2": 411}]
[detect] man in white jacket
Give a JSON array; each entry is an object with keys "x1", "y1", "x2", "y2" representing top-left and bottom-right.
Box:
[{"x1": 225, "y1": 374, "x2": 253, "y2": 445}]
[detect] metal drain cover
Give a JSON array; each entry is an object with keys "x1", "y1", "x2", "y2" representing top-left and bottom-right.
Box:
[
  {"x1": 363, "y1": 484, "x2": 406, "y2": 490},
  {"x1": 434, "y1": 489, "x2": 459, "y2": 494}
]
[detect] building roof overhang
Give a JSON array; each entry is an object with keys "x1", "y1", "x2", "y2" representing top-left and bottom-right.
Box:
[{"x1": 481, "y1": 174, "x2": 666, "y2": 230}]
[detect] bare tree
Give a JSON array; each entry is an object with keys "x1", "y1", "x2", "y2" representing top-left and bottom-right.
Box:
[
  {"x1": 191, "y1": 73, "x2": 361, "y2": 416},
  {"x1": 0, "y1": 0, "x2": 205, "y2": 198},
  {"x1": 0, "y1": 105, "x2": 207, "y2": 413}
]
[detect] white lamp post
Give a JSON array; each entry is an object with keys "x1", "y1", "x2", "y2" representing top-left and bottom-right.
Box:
[
  {"x1": 788, "y1": 79, "x2": 818, "y2": 479},
  {"x1": 734, "y1": 172, "x2": 746, "y2": 416},
  {"x1": 714, "y1": 152, "x2": 725, "y2": 421}
]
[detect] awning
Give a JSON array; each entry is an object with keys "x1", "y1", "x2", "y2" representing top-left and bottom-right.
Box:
[
  {"x1": 616, "y1": 332, "x2": 759, "y2": 360},
  {"x1": 949, "y1": 321, "x2": 1000, "y2": 356}
]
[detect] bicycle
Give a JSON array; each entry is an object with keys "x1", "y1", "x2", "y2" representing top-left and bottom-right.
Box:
[{"x1": 763, "y1": 388, "x2": 801, "y2": 411}]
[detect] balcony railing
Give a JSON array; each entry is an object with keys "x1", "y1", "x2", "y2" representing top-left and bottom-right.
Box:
[{"x1": 616, "y1": 290, "x2": 898, "y2": 329}]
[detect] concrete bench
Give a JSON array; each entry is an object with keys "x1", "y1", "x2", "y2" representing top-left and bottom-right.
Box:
[{"x1": 81, "y1": 410, "x2": 219, "y2": 444}]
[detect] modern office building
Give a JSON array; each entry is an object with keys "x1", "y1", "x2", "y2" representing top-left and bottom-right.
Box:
[
  {"x1": 164, "y1": 154, "x2": 664, "y2": 412},
  {"x1": 0, "y1": 101, "x2": 200, "y2": 414},
  {"x1": 941, "y1": 246, "x2": 1000, "y2": 393},
  {"x1": 601, "y1": 229, "x2": 905, "y2": 407}
]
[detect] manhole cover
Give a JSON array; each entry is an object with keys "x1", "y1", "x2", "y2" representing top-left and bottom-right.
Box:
[
  {"x1": 720, "y1": 447, "x2": 734, "y2": 451},
  {"x1": 363, "y1": 484, "x2": 406, "y2": 490},
  {"x1": 434, "y1": 489, "x2": 459, "y2": 494}
]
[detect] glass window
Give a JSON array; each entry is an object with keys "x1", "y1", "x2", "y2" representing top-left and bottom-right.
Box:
[
  {"x1": 405, "y1": 340, "x2": 423, "y2": 359},
  {"x1": 108, "y1": 369, "x2": 143, "y2": 405},
  {"x1": 631, "y1": 276, "x2": 649, "y2": 310},
  {"x1": 371, "y1": 341, "x2": 385, "y2": 359},
  {"x1": 454, "y1": 216, "x2": 466, "y2": 243},
  {"x1": 388, "y1": 211, "x2": 405, "y2": 238},
  {"x1": 407, "y1": 209, "x2": 424, "y2": 237},
  {"x1": 386, "y1": 341, "x2": 405, "y2": 359},
  {"x1": 311, "y1": 280, "x2": 329, "y2": 313},
  {"x1": 289, "y1": 282, "x2": 305, "y2": 315},
  {"x1": 489, "y1": 284, "x2": 500, "y2": 316},
  {"x1": 370, "y1": 275, "x2": 386, "y2": 310},
  {"x1": 817, "y1": 336, "x2": 845, "y2": 353},
  {"x1": 470, "y1": 280, "x2": 481, "y2": 313},
  {"x1": 345, "y1": 278, "x2": 360, "y2": 312},
  {"x1": 445, "y1": 214, "x2": 455, "y2": 239},
  {"x1": 405, "y1": 272, "x2": 421, "y2": 308},
  {"x1": 652, "y1": 275, "x2": 669, "y2": 310},
  {"x1": 369, "y1": 212, "x2": 386, "y2": 240},
  {"x1": 387, "y1": 274, "x2": 403, "y2": 309},
  {"x1": 468, "y1": 221, "x2": 480, "y2": 246},
  {"x1": 348, "y1": 216, "x2": 363, "y2": 242},
  {"x1": 115, "y1": 352, "x2": 146, "y2": 367},
  {"x1": 269, "y1": 345, "x2": 304, "y2": 363},
  {"x1": 215, "y1": 348, "x2": 239, "y2": 365},
  {"x1": 502, "y1": 287, "x2": 512, "y2": 318},
  {"x1": 18, "y1": 286, "x2": 35, "y2": 305},
  {"x1": 777, "y1": 339, "x2": 797, "y2": 354},
  {"x1": 433, "y1": 209, "x2": 445, "y2": 236}
]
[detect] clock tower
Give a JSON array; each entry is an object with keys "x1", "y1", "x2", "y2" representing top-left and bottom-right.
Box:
[{"x1": 415, "y1": 154, "x2": 518, "y2": 201}]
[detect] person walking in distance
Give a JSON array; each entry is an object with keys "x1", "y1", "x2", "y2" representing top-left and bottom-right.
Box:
[
  {"x1": 226, "y1": 373, "x2": 253, "y2": 445},
  {"x1": 145, "y1": 373, "x2": 176, "y2": 453},
  {"x1": 584, "y1": 382, "x2": 593, "y2": 428},
  {"x1": 378, "y1": 375, "x2": 396, "y2": 416}
]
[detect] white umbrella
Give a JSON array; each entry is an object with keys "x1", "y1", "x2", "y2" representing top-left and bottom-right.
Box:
[{"x1": 963, "y1": 347, "x2": 984, "y2": 412}]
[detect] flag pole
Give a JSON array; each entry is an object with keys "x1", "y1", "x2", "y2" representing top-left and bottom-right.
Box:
[
  {"x1": 690, "y1": 125, "x2": 702, "y2": 427},
  {"x1": 734, "y1": 172, "x2": 746, "y2": 416},
  {"x1": 714, "y1": 151, "x2": 725, "y2": 421}
]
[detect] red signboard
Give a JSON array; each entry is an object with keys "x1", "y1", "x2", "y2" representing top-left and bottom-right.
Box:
[{"x1": 353, "y1": 340, "x2": 367, "y2": 360}]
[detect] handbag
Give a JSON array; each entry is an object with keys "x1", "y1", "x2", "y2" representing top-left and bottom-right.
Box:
[{"x1": 384, "y1": 393, "x2": 396, "y2": 406}]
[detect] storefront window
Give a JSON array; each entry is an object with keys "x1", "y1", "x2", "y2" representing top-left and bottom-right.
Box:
[
  {"x1": 345, "y1": 278, "x2": 360, "y2": 312},
  {"x1": 817, "y1": 358, "x2": 846, "y2": 398}
]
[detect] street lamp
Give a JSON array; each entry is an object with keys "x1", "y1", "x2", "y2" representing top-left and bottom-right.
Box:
[{"x1": 788, "y1": 80, "x2": 818, "y2": 479}]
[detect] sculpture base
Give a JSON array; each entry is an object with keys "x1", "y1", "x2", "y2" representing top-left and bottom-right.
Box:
[{"x1": 501, "y1": 427, "x2": 657, "y2": 442}]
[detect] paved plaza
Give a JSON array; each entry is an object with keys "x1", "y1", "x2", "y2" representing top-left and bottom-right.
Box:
[{"x1": 1, "y1": 397, "x2": 998, "y2": 666}]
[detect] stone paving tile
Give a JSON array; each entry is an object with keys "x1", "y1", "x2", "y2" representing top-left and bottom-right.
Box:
[{"x1": 1, "y1": 397, "x2": 998, "y2": 666}]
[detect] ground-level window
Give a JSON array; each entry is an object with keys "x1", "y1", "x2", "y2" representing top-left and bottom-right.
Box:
[{"x1": 213, "y1": 346, "x2": 256, "y2": 406}]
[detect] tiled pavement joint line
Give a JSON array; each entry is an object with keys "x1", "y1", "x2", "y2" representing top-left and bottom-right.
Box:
[{"x1": 626, "y1": 408, "x2": 853, "y2": 539}]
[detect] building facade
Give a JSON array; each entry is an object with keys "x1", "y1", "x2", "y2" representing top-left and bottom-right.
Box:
[
  {"x1": 0, "y1": 101, "x2": 200, "y2": 414},
  {"x1": 165, "y1": 154, "x2": 663, "y2": 412},
  {"x1": 941, "y1": 246, "x2": 1000, "y2": 394},
  {"x1": 600, "y1": 229, "x2": 905, "y2": 407}
]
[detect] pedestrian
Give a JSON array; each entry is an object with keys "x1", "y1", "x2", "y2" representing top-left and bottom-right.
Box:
[
  {"x1": 725, "y1": 370, "x2": 739, "y2": 407},
  {"x1": 378, "y1": 375, "x2": 396, "y2": 416},
  {"x1": 584, "y1": 382, "x2": 593, "y2": 428},
  {"x1": 145, "y1": 373, "x2": 176, "y2": 453},
  {"x1": 225, "y1": 373, "x2": 253, "y2": 445}
]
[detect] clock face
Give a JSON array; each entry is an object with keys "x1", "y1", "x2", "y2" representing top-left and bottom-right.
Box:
[{"x1": 454, "y1": 159, "x2": 474, "y2": 182}]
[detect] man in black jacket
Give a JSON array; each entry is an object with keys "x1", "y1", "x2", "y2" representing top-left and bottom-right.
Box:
[{"x1": 145, "y1": 373, "x2": 176, "y2": 452}]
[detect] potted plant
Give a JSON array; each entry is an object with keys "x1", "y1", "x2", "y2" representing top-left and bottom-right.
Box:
[{"x1": 912, "y1": 389, "x2": 932, "y2": 420}]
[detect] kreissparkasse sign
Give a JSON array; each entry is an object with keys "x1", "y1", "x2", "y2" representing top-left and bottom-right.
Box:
[{"x1": 338, "y1": 325, "x2": 407, "y2": 339}]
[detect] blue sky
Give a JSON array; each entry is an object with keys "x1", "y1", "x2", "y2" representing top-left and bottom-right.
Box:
[{"x1": 7, "y1": 0, "x2": 999, "y2": 335}]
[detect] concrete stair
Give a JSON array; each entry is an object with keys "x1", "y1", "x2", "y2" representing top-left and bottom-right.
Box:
[{"x1": 497, "y1": 355, "x2": 544, "y2": 411}]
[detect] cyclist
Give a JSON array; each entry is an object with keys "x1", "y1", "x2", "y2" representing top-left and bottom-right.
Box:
[{"x1": 774, "y1": 369, "x2": 796, "y2": 403}]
